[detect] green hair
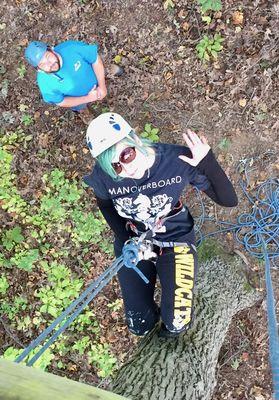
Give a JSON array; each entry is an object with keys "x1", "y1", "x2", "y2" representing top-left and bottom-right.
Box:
[{"x1": 96, "y1": 132, "x2": 153, "y2": 181}]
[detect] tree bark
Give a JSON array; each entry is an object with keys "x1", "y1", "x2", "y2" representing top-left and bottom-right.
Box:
[{"x1": 112, "y1": 255, "x2": 261, "y2": 400}]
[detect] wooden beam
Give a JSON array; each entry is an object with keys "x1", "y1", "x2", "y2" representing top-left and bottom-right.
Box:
[{"x1": 0, "y1": 359, "x2": 128, "y2": 400}]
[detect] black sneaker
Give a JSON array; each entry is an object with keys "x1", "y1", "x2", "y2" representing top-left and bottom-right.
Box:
[{"x1": 158, "y1": 323, "x2": 182, "y2": 338}]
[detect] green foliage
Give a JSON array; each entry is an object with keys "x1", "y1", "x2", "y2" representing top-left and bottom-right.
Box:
[
  {"x1": 231, "y1": 358, "x2": 240, "y2": 370},
  {"x1": 17, "y1": 64, "x2": 27, "y2": 78},
  {"x1": 107, "y1": 299, "x2": 122, "y2": 312},
  {"x1": 1, "y1": 226, "x2": 24, "y2": 250},
  {"x1": 163, "y1": 0, "x2": 175, "y2": 11},
  {"x1": 2, "y1": 346, "x2": 54, "y2": 370},
  {"x1": 197, "y1": 0, "x2": 222, "y2": 13},
  {"x1": 10, "y1": 248, "x2": 39, "y2": 271},
  {"x1": 99, "y1": 239, "x2": 114, "y2": 256},
  {"x1": 0, "y1": 296, "x2": 28, "y2": 322},
  {"x1": 201, "y1": 15, "x2": 212, "y2": 24},
  {"x1": 0, "y1": 128, "x2": 32, "y2": 148},
  {"x1": 0, "y1": 147, "x2": 29, "y2": 216},
  {"x1": 0, "y1": 275, "x2": 9, "y2": 294},
  {"x1": 21, "y1": 114, "x2": 33, "y2": 126},
  {"x1": 0, "y1": 252, "x2": 10, "y2": 268},
  {"x1": 0, "y1": 146, "x2": 119, "y2": 378},
  {"x1": 196, "y1": 34, "x2": 224, "y2": 61},
  {"x1": 71, "y1": 210, "x2": 105, "y2": 245},
  {"x1": 140, "y1": 123, "x2": 160, "y2": 142},
  {"x1": 88, "y1": 343, "x2": 117, "y2": 377},
  {"x1": 197, "y1": 238, "x2": 225, "y2": 262},
  {"x1": 72, "y1": 336, "x2": 91, "y2": 354},
  {"x1": 218, "y1": 138, "x2": 231, "y2": 151},
  {"x1": 26, "y1": 169, "x2": 83, "y2": 234},
  {"x1": 36, "y1": 262, "x2": 84, "y2": 318}
]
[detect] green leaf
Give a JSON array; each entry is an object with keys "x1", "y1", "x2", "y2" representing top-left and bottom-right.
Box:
[
  {"x1": 202, "y1": 16, "x2": 211, "y2": 24},
  {"x1": 163, "y1": 0, "x2": 175, "y2": 10},
  {"x1": 231, "y1": 358, "x2": 240, "y2": 370}
]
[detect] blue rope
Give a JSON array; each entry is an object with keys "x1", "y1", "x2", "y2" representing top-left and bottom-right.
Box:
[
  {"x1": 263, "y1": 246, "x2": 279, "y2": 398},
  {"x1": 195, "y1": 179, "x2": 279, "y2": 263},
  {"x1": 15, "y1": 242, "x2": 149, "y2": 366},
  {"x1": 15, "y1": 256, "x2": 124, "y2": 365},
  {"x1": 122, "y1": 242, "x2": 149, "y2": 284},
  {"x1": 194, "y1": 174, "x2": 279, "y2": 399}
]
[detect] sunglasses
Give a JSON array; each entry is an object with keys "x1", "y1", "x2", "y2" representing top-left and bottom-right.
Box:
[{"x1": 111, "y1": 147, "x2": 136, "y2": 174}]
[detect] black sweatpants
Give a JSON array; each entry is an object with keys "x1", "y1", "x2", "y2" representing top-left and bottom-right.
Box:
[{"x1": 114, "y1": 240, "x2": 198, "y2": 336}]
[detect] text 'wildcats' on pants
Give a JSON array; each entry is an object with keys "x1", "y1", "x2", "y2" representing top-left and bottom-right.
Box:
[{"x1": 174, "y1": 246, "x2": 195, "y2": 327}]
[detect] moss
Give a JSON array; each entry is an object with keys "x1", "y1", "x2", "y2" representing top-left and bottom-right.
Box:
[
  {"x1": 197, "y1": 238, "x2": 227, "y2": 263},
  {"x1": 242, "y1": 281, "x2": 254, "y2": 293}
]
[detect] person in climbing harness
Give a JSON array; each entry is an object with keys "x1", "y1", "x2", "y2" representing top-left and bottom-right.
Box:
[
  {"x1": 24, "y1": 40, "x2": 107, "y2": 123},
  {"x1": 84, "y1": 112, "x2": 238, "y2": 338}
]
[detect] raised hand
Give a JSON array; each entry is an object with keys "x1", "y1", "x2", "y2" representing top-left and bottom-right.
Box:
[{"x1": 178, "y1": 129, "x2": 210, "y2": 166}]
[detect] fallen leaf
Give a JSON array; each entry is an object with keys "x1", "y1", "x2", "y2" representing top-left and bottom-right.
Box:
[
  {"x1": 38, "y1": 134, "x2": 50, "y2": 148},
  {"x1": 68, "y1": 364, "x2": 77, "y2": 372},
  {"x1": 19, "y1": 175, "x2": 29, "y2": 186},
  {"x1": 241, "y1": 352, "x2": 249, "y2": 361},
  {"x1": 114, "y1": 54, "x2": 122, "y2": 64},
  {"x1": 239, "y1": 98, "x2": 247, "y2": 107},
  {"x1": 232, "y1": 11, "x2": 244, "y2": 25},
  {"x1": 18, "y1": 38, "x2": 28, "y2": 46}
]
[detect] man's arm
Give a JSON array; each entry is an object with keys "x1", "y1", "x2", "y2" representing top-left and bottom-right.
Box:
[
  {"x1": 56, "y1": 86, "x2": 99, "y2": 108},
  {"x1": 92, "y1": 56, "x2": 107, "y2": 100},
  {"x1": 56, "y1": 56, "x2": 106, "y2": 107}
]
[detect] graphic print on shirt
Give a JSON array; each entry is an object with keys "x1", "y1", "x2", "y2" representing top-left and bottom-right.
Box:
[
  {"x1": 113, "y1": 193, "x2": 173, "y2": 232},
  {"x1": 74, "y1": 61, "x2": 81, "y2": 71}
]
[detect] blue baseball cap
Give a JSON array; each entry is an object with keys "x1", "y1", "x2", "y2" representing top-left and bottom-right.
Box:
[{"x1": 24, "y1": 41, "x2": 48, "y2": 67}]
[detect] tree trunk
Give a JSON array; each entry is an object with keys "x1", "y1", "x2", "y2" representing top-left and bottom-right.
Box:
[{"x1": 112, "y1": 255, "x2": 262, "y2": 400}]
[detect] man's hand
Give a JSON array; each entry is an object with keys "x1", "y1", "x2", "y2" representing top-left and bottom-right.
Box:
[
  {"x1": 87, "y1": 85, "x2": 98, "y2": 102},
  {"x1": 96, "y1": 85, "x2": 107, "y2": 101},
  {"x1": 179, "y1": 129, "x2": 210, "y2": 166}
]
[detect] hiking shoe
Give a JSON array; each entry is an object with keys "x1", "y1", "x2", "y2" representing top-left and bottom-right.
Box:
[{"x1": 108, "y1": 64, "x2": 124, "y2": 77}]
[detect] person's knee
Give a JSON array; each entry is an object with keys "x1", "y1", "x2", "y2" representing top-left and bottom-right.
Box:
[{"x1": 126, "y1": 309, "x2": 159, "y2": 336}]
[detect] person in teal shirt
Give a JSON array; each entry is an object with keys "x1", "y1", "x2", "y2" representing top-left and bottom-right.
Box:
[{"x1": 25, "y1": 40, "x2": 107, "y2": 115}]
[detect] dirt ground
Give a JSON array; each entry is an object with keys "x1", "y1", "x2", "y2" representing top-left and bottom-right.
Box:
[{"x1": 0, "y1": 0, "x2": 278, "y2": 399}]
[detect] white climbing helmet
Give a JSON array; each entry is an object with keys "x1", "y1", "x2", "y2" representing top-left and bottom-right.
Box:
[{"x1": 86, "y1": 112, "x2": 133, "y2": 157}]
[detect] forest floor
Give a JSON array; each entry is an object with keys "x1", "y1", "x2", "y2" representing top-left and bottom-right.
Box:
[{"x1": 0, "y1": 0, "x2": 278, "y2": 399}]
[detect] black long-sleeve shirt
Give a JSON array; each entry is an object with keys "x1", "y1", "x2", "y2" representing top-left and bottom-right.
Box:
[{"x1": 84, "y1": 144, "x2": 238, "y2": 244}]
